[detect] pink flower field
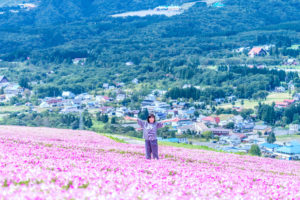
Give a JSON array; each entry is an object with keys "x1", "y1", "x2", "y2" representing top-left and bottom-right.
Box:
[{"x1": 0, "y1": 125, "x2": 300, "y2": 199}]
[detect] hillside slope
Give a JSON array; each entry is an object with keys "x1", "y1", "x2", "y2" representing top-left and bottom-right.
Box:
[{"x1": 0, "y1": 125, "x2": 299, "y2": 199}]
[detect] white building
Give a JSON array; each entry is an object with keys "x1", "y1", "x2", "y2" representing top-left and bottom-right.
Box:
[{"x1": 62, "y1": 91, "x2": 75, "y2": 99}]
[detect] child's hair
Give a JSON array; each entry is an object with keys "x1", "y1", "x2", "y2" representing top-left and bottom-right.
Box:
[{"x1": 147, "y1": 113, "x2": 156, "y2": 123}]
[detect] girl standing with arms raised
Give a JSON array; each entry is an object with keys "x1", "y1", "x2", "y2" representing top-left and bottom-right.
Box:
[{"x1": 124, "y1": 114, "x2": 171, "y2": 160}]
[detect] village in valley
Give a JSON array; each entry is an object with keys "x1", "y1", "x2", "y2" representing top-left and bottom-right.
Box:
[{"x1": 1, "y1": 45, "x2": 300, "y2": 160}]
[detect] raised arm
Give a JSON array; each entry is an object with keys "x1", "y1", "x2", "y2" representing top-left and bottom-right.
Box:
[
  {"x1": 124, "y1": 116, "x2": 145, "y2": 127},
  {"x1": 159, "y1": 119, "x2": 173, "y2": 123},
  {"x1": 124, "y1": 116, "x2": 138, "y2": 121}
]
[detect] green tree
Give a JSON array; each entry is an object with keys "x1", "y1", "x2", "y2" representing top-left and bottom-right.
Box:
[
  {"x1": 267, "y1": 132, "x2": 276, "y2": 144},
  {"x1": 202, "y1": 131, "x2": 213, "y2": 141},
  {"x1": 101, "y1": 114, "x2": 109, "y2": 123},
  {"x1": 19, "y1": 76, "x2": 30, "y2": 89},
  {"x1": 249, "y1": 144, "x2": 261, "y2": 156},
  {"x1": 111, "y1": 117, "x2": 117, "y2": 124},
  {"x1": 138, "y1": 108, "x2": 149, "y2": 120},
  {"x1": 83, "y1": 111, "x2": 93, "y2": 128},
  {"x1": 225, "y1": 122, "x2": 235, "y2": 129}
]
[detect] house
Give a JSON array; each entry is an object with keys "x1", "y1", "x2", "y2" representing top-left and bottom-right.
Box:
[
  {"x1": 87, "y1": 101, "x2": 97, "y2": 108},
  {"x1": 235, "y1": 122, "x2": 255, "y2": 133},
  {"x1": 275, "y1": 86, "x2": 286, "y2": 93},
  {"x1": 227, "y1": 96, "x2": 237, "y2": 102},
  {"x1": 177, "y1": 124, "x2": 196, "y2": 135},
  {"x1": 39, "y1": 102, "x2": 50, "y2": 108},
  {"x1": 183, "y1": 84, "x2": 192, "y2": 89},
  {"x1": 177, "y1": 122, "x2": 208, "y2": 135},
  {"x1": 0, "y1": 94, "x2": 5, "y2": 101},
  {"x1": 253, "y1": 125, "x2": 272, "y2": 135},
  {"x1": 260, "y1": 143, "x2": 281, "y2": 152},
  {"x1": 283, "y1": 58, "x2": 299, "y2": 66},
  {"x1": 293, "y1": 93, "x2": 300, "y2": 101},
  {"x1": 132, "y1": 78, "x2": 139, "y2": 84},
  {"x1": 115, "y1": 106, "x2": 129, "y2": 117},
  {"x1": 3, "y1": 84, "x2": 23, "y2": 95},
  {"x1": 61, "y1": 99, "x2": 74, "y2": 107},
  {"x1": 284, "y1": 99, "x2": 295, "y2": 105},
  {"x1": 273, "y1": 128, "x2": 289, "y2": 136},
  {"x1": 248, "y1": 47, "x2": 267, "y2": 57},
  {"x1": 201, "y1": 116, "x2": 220, "y2": 126},
  {"x1": 0, "y1": 76, "x2": 9, "y2": 84},
  {"x1": 60, "y1": 106, "x2": 80, "y2": 114},
  {"x1": 289, "y1": 124, "x2": 299, "y2": 134},
  {"x1": 72, "y1": 58, "x2": 87, "y2": 65},
  {"x1": 103, "y1": 83, "x2": 109, "y2": 89},
  {"x1": 243, "y1": 135, "x2": 266, "y2": 144},
  {"x1": 25, "y1": 102, "x2": 33, "y2": 107},
  {"x1": 115, "y1": 82, "x2": 125, "y2": 88},
  {"x1": 275, "y1": 102, "x2": 289, "y2": 109},
  {"x1": 194, "y1": 122, "x2": 209, "y2": 133},
  {"x1": 125, "y1": 61, "x2": 134, "y2": 66},
  {"x1": 141, "y1": 99, "x2": 155, "y2": 107},
  {"x1": 62, "y1": 91, "x2": 75, "y2": 99},
  {"x1": 131, "y1": 110, "x2": 140, "y2": 117},
  {"x1": 46, "y1": 98, "x2": 63, "y2": 107},
  {"x1": 116, "y1": 94, "x2": 126, "y2": 102},
  {"x1": 108, "y1": 85, "x2": 115, "y2": 90},
  {"x1": 169, "y1": 118, "x2": 191, "y2": 128},
  {"x1": 275, "y1": 99, "x2": 294, "y2": 109},
  {"x1": 228, "y1": 134, "x2": 242, "y2": 145},
  {"x1": 275, "y1": 141, "x2": 300, "y2": 160},
  {"x1": 96, "y1": 95, "x2": 111, "y2": 103},
  {"x1": 233, "y1": 115, "x2": 244, "y2": 123},
  {"x1": 215, "y1": 98, "x2": 225, "y2": 104},
  {"x1": 18, "y1": 3, "x2": 37, "y2": 9},
  {"x1": 151, "y1": 89, "x2": 166, "y2": 97},
  {"x1": 99, "y1": 106, "x2": 114, "y2": 114},
  {"x1": 210, "y1": 128, "x2": 231, "y2": 136},
  {"x1": 75, "y1": 93, "x2": 92, "y2": 101},
  {"x1": 155, "y1": 101, "x2": 170, "y2": 110}
]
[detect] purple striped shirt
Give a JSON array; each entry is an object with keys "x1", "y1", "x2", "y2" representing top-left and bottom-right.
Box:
[{"x1": 137, "y1": 119, "x2": 164, "y2": 140}]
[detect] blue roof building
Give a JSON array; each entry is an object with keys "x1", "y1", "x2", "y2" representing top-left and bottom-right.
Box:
[
  {"x1": 260, "y1": 143, "x2": 281, "y2": 151},
  {"x1": 275, "y1": 140, "x2": 300, "y2": 159}
]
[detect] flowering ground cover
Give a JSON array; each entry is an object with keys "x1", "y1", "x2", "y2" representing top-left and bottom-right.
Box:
[{"x1": 0, "y1": 125, "x2": 300, "y2": 199}]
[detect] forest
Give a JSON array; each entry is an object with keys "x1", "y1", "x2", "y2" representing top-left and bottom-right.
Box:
[{"x1": 0, "y1": 0, "x2": 299, "y2": 96}]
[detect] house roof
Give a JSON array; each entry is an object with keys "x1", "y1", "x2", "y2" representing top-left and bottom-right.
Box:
[
  {"x1": 275, "y1": 102, "x2": 289, "y2": 106},
  {"x1": 261, "y1": 143, "x2": 281, "y2": 149},
  {"x1": 0, "y1": 76, "x2": 8, "y2": 82},
  {"x1": 202, "y1": 116, "x2": 220, "y2": 124},
  {"x1": 284, "y1": 99, "x2": 295, "y2": 103},
  {"x1": 253, "y1": 125, "x2": 269, "y2": 130},
  {"x1": 275, "y1": 141, "x2": 300, "y2": 154},
  {"x1": 248, "y1": 47, "x2": 264, "y2": 55},
  {"x1": 276, "y1": 146, "x2": 300, "y2": 154}
]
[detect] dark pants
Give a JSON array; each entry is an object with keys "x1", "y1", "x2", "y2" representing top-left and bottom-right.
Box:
[{"x1": 145, "y1": 139, "x2": 159, "y2": 159}]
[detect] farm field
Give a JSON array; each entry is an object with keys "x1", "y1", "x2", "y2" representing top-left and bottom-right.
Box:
[
  {"x1": 0, "y1": 125, "x2": 300, "y2": 199},
  {"x1": 218, "y1": 92, "x2": 293, "y2": 109}
]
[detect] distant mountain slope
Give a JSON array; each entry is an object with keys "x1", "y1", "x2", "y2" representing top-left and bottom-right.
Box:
[{"x1": 0, "y1": 0, "x2": 299, "y2": 91}]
